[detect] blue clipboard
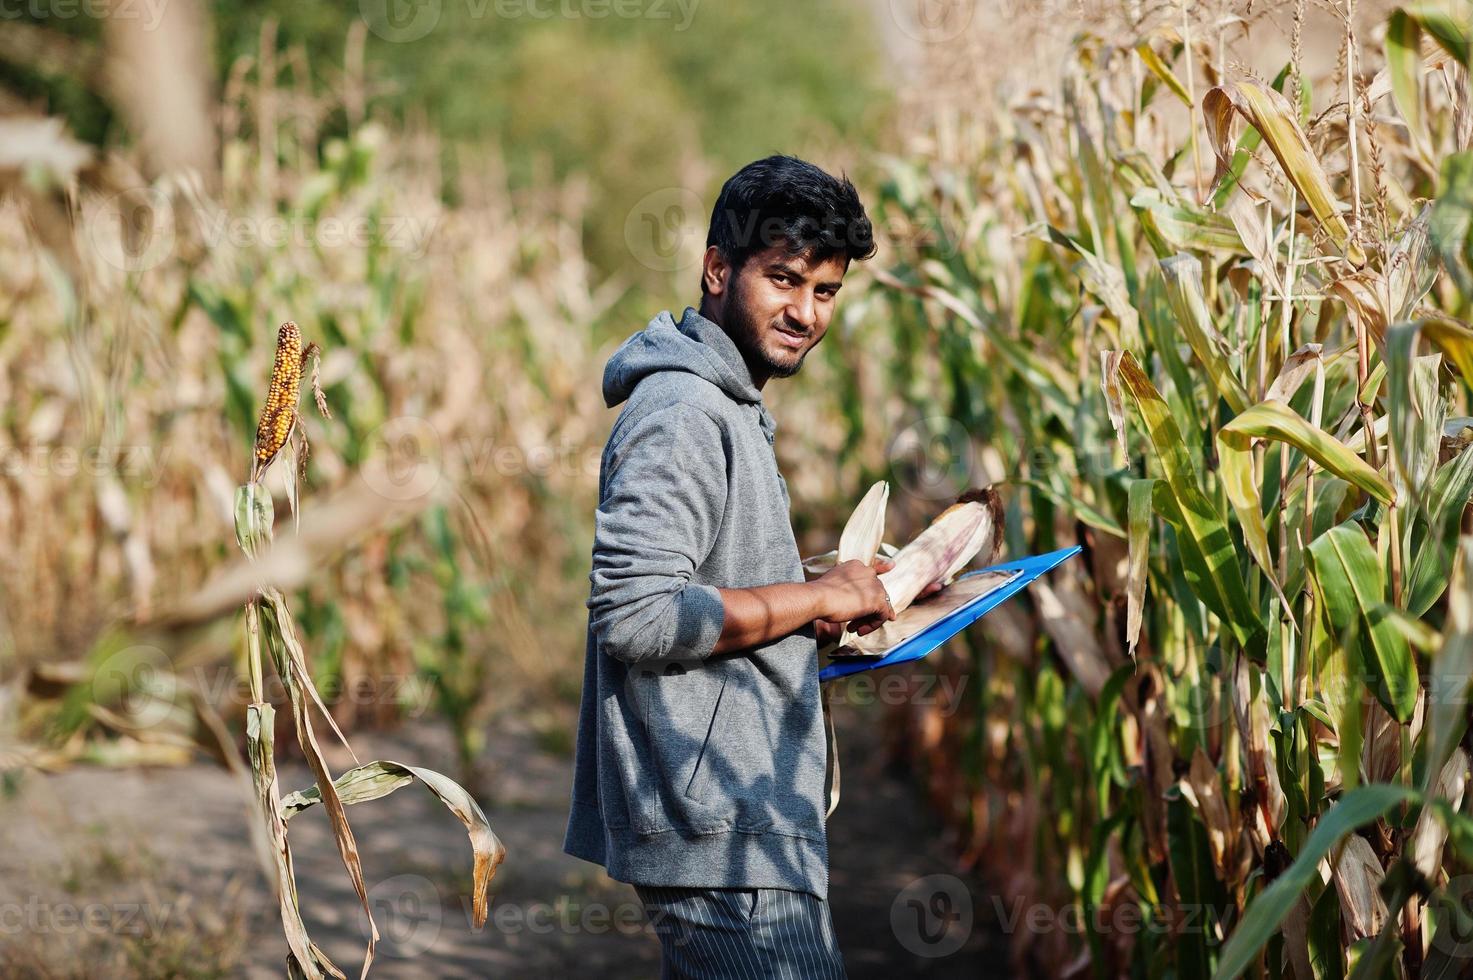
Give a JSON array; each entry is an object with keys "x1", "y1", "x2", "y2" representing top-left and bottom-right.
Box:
[{"x1": 819, "y1": 545, "x2": 1083, "y2": 682}]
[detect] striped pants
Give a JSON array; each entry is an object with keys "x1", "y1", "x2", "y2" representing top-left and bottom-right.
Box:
[{"x1": 634, "y1": 885, "x2": 847, "y2": 979}]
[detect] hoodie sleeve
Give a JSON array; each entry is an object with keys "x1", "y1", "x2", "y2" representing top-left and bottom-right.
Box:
[{"x1": 588, "y1": 403, "x2": 729, "y2": 665}]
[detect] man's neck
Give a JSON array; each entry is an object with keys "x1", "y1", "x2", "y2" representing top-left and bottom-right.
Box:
[{"x1": 698, "y1": 298, "x2": 770, "y2": 391}]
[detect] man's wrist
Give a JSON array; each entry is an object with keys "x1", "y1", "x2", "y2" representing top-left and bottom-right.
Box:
[{"x1": 801, "y1": 580, "x2": 829, "y2": 623}]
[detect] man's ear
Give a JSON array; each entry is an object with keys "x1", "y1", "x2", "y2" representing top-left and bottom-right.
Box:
[{"x1": 701, "y1": 246, "x2": 728, "y2": 297}]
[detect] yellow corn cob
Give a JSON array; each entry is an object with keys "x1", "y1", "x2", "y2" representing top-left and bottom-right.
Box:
[{"x1": 253, "y1": 321, "x2": 303, "y2": 466}]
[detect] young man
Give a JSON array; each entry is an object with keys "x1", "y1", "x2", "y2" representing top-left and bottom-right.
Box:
[{"x1": 564, "y1": 155, "x2": 902, "y2": 978}]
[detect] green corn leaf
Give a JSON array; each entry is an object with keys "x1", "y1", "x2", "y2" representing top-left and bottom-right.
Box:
[
  {"x1": 1110, "y1": 351, "x2": 1263, "y2": 653},
  {"x1": 1219, "y1": 402, "x2": 1394, "y2": 604},
  {"x1": 1308, "y1": 525, "x2": 1420, "y2": 722},
  {"x1": 1159, "y1": 254, "x2": 1252, "y2": 413},
  {"x1": 1212, "y1": 784, "x2": 1419, "y2": 980},
  {"x1": 234, "y1": 482, "x2": 275, "y2": 558},
  {"x1": 1131, "y1": 188, "x2": 1247, "y2": 254},
  {"x1": 1403, "y1": 3, "x2": 1471, "y2": 66},
  {"x1": 1387, "y1": 9, "x2": 1434, "y2": 163},
  {"x1": 1406, "y1": 447, "x2": 1473, "y2": 614},
  {"x1": 1218, "y1": 401, "x2": 1395, "y2": 588}
]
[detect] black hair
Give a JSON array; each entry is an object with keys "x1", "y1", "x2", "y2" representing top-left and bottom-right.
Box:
[{"x1": 702, "y1": 154, "x2": 875, "y2": 293}]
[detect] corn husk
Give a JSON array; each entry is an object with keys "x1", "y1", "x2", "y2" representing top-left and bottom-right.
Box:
[
  {"x1": 877, "y1": 488, "x2": 1003, "y2": 615},
  {"x1": 823, "y1": 479, "x2": 888, "y2": 821},
  {"x1": 833, "y1": 487, "x2": 1004, "y2": 657},
  {"x1": 837, "y1": 568, "x2": 1018, "y2": 657},
  {"x1": 835, "y1": 480, "x2": 889, "y2": 650}
]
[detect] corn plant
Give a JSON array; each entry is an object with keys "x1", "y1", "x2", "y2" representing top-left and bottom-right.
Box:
[
  {"x1": 856, "y1": 3, "x2": 1473, "y2": 976},
  {"x1": 235, "y1": 322, "x2": 505, "y2": 979}
]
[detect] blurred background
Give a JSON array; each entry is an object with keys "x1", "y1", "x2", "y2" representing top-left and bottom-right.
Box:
[{"x1": 4, "y1": 0, "x2": 1472, "y2": 977}]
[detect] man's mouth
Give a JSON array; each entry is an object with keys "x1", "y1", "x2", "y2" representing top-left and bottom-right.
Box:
[{"x1": 772, "y1": 324, "x2": 808, "y2": 350}]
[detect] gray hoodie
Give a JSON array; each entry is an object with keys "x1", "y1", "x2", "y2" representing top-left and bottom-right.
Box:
[{"x1": 562, "y1": 306, "x2": 830, "y2": 899}]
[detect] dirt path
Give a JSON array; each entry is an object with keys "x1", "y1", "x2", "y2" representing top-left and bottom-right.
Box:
[{"x1": 1, "y1": 696, "x2": 1012, "y2": 978}]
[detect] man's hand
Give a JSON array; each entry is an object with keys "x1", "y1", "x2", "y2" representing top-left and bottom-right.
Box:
[
  {"x1": 811, "y1": 557, "x2": 945, "y2": 641},
  {"x1": 871, "y1": 556, "x2": 945, "y2": 601}
]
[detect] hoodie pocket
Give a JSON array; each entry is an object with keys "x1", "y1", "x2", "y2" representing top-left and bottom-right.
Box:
[
  {"x1": 631, "y1": 664, "x2": 732, "y2": 835},
  {"x1": 680, "y1": 676, "x2": 726, "y2": 802}
]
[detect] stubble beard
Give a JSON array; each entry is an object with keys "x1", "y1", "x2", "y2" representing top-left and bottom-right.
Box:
[{"x1": 724, "y1": 282, "x2": 809, "y2": 381}]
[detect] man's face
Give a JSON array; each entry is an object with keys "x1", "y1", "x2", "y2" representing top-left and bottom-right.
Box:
[{"x1": 712, "y1": 246, "x2": 848, "y2": 384}]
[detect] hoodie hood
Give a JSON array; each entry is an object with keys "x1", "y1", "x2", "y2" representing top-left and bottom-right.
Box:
[{"x1": 603, "y1": 307, "x2": 777, "y2": 439}]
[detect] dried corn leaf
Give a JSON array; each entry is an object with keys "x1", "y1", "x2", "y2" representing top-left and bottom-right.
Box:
[
  {"x1": 1265, "y1": 344, "x2": 1324, "y2": 404},
  {"x1": 1203, "y1": 79, "x2": 1366, "y2": 265},
  {"x1": 281, "y1": 759, "x2": 507, "y2": 927},
  {"x1": 258, "y1": 590, "x2": 378, "y2": 978},
  {"x1": 1332, "y1": 834, "x2": 1389, "y2": 940},
  {"x1": 1409, "y1": 748, "x2": 1470, "y2": 879},
  {"x1": 1178, "y1": 746, "x2": 1234, "y2": 876},
  {"x1": 247, "y1": 702, "x2": 347, "y2": 980}
]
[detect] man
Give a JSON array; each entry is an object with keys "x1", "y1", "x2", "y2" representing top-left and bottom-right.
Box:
[{"x1": 564, "y1": 155, "x2": 907, "y2": 978}]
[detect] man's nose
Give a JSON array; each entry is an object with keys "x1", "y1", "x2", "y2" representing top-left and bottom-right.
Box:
[{"x1": 787, "y1": 292, "x2": 817, "y2": 330}]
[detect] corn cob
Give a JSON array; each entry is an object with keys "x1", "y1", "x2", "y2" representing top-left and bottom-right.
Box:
[{"x1": 253, "y1": 321, "x2": 303, "y2": 470}]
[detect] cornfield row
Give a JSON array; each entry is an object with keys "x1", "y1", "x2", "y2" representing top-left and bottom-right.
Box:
[{"x1": 852, "y1": 2, "x2": 1473, "y2": 976}]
